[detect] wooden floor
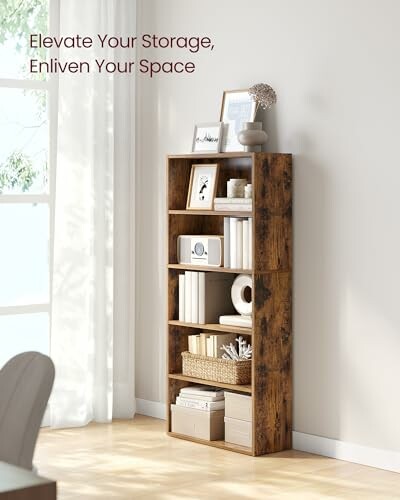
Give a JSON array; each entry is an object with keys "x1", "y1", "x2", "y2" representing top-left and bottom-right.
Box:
[{"x1": 35, "y1": 415, "x2": 400, "y2": 499}]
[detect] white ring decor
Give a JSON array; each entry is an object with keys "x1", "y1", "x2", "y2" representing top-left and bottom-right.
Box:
[{"x1": 231, "y1": 274, "x2": 252, "y2": 316}]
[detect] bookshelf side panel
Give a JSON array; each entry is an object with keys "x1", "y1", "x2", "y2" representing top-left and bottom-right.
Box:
[
  {"x1": 253, "y1": 154, "x2": 292, "y2": 272},
  {"x1": 253, "y1": 271, "x2": 292, "y2": 455}
]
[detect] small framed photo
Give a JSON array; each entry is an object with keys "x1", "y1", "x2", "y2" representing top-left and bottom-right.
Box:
[
  {"x1": 187, "y1": 164, "x2": 219, "y2": 210},
  {"x1": 220, "y1": 89, "x2": 257, "y2": 152},
  {"x1": 192, "y1": 122, "x2": 222, "y2": 153}
]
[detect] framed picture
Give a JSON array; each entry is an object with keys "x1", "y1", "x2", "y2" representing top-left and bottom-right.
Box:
[
  {"x1": 187, "y1": 164, "x2": 219, "y2": 210},
  {"x1": 192, "y1": 122, "x2": 222, "y2": 153},
  {"x1": 220, "y1": 89, "x2": 257, "y2": 152}
]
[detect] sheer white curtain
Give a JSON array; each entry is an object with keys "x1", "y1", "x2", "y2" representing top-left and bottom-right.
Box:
[{"x1": 50, "y1": 0, "x2": 136, "y2": 427}]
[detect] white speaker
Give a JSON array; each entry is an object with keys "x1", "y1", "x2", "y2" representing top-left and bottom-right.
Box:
[{"x1": 178, "y1": 235, "x2": 224, "y2": 267}]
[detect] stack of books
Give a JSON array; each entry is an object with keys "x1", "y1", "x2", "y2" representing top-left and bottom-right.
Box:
[
  {"x1": 223, "y1": 217, "x2": 252, "y2": 269},
  {"x1": 214, "y1": 197, "x2": 252, "y2": 212},
  {"x1": 188, "y1": 332, "x2": 236, "y2": 357},
  {"x1": 175, "y1": 385, "x2": 225, "y2": 411},
  {"x1": 178, "y1": 272, "x2": 235, "y2": 323}
]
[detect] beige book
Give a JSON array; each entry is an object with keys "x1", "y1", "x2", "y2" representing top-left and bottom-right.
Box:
[
  {"x1": 212, "y1": 333, "x2": 237, "y2": 358},
  {"x1": 199, "y1": 333, "x2": 211, "y2": 356}
]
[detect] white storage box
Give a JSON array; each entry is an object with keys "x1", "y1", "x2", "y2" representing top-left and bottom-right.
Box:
[
  {"x1": 224, "y1": 416, "x2": 252, "y2": 448},
  {"x1": 171, "y1": 404, "x2": 224, "y2": 441},
  {"x1": 224, "y1": 391, "x2": 252, "y2": 422}
]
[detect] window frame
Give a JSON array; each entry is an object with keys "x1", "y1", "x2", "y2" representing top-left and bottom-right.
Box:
[{"x1": 0, "y1": 0, "x2": 59, "y2": 324}]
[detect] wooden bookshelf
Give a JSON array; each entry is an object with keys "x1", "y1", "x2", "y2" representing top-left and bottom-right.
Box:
[
  {"x1": 167, "y1": 432, "x2": 254, "y2": 456},
  {"x1": 168, "y1": 320, "x2": 252, "y2": 336},
  {"x1": 167, "y1": 152, "x2": 292, "y2": 457},
  {"x1": 168, "y1": 263, "x2": 251, "y2": 274},
  {"x1": 169, "y1": 209, "x2": 252, "y2": 217},
  {"x1": 168, "y1": 373, "x2": 252, "y2": 394}
]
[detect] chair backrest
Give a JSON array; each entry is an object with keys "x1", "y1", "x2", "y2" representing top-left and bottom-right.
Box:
[{"x1": 0, "y1": 352, "x2": 55, "y2": 470}]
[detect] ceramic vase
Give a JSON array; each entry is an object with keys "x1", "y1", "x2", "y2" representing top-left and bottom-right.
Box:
[{"x1": 238, "y1": 122, "x2": 268, "y2": 152}]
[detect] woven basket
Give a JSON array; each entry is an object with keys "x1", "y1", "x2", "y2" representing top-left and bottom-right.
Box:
[{"x1": 181, "y1": 352, "x2": 251, "y2": 385}]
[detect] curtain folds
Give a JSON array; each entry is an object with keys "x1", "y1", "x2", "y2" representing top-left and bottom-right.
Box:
[{"x1": 50, "y1": 0, "x2": 136, "y2": 427}]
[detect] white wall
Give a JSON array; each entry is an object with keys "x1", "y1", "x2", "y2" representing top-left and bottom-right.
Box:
[{"x1": 135, "y1": 0, "x2": 400, "y2": 454}]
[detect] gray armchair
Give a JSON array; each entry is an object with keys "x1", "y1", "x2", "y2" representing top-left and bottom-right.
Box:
[{"x1": 0, "y1": 352, "x2": 55, "y2": 470}]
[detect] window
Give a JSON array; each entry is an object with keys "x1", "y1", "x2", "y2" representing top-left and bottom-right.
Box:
[{"x1": 0, "y1": 0, "x2": 58, "y2": 369}]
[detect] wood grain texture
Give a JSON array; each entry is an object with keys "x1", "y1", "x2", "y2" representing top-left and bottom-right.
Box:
[
  {"x1": 167, "y1": 152, "x2": 292, "y2": 456},
  {"x1": 36, "y1": 417, "x2": 400, "y2": 499},
  {"x1": 252, "y1": 272, "x2": 292, "y2": 455},
  {"x1": 253, "y1": 153, "x2": 292, "y2": 272}
]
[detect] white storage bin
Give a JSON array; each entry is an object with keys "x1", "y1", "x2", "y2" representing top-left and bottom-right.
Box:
[
  {"x1": 171, "y1": 404, "x2": 224, "y2": 441},
  {"x1": 224, "y1": 416, "x2": 252, "y2": 448},
  {"x1": 224, "y1": 391, "x2": 252, "y2": 422}
]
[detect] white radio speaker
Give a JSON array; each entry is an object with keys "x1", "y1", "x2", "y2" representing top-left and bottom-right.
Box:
[{"x1": 178, "y1": 235, "x2": 224, "y2": 267}]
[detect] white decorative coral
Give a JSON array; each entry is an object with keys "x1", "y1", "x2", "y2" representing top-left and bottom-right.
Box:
[
  {"x1": 221, "y1": 336, "x2": 252, "y2": 360},
  {"x1": 249, "y1": 83, "x2": 277, "y2": 114}
]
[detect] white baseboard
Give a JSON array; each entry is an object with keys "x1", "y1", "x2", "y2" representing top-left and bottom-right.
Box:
[
  {"x1": 135, "y1": 400, "x2": 399, "y2": 473},
  {"x1": 293, "y1": 431, "x2": 400, "y2": 473},
  {"x1": 136, "y1": 398, "x2": 166, "y2": 420}
]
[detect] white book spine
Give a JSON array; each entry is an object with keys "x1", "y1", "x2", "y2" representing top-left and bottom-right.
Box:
[
  {"x1": 188, "y1": 335, "x2": 193, "y2": 353},
  {"x1": 236, "y1": 220, "x2": 243, "y2": 269},
  {"x1": 191, "y1": 272, "x2": 199, "y2": 324},
  {"x1": 230, "y1": 218, "x2": 238, "y2": 268},
  {"x1": 248, "y1": 218, "x2": 253, "y2": 270},
  {"x1": 215, "y1": 205, "x2": 252, "y2": 212},
  {"x1": 223, "y1": 217, "x2": 230, "y2": 268},
  {"x1": 184, "y1": 271, "x2": 192, "y2": 323},
  {"x1": 176, "y1": 398, "x2": 209, "y2": 410},
  {"x1": 243, "y1": 219, "x2": 249, "y2": 269},
  {"x1": 178, "y1": 274, "x2": 185, "y2": 321},
  {"x1": 198, "y1": 272, "x2": 205, "y2": 324},
  {"x1": 206, "y1": 337, "x2": 214, "y2": 357}
]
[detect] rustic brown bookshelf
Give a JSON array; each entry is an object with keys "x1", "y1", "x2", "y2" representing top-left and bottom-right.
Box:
[{"x1": 166, "y1": 152, "x2": 292, "y2": 456}]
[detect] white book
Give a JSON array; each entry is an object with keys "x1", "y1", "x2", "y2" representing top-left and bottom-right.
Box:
[
  {"x1": 176, "y1": 396, "x2": 225, "y2": 411},
  {"x1": 236, "y1": 220, "x2": 243, "y2": 269},
  {"x1": 243, "y1": 219, "x2": 249, "y2": 269},
  {"x1": 230, "y1": 218, "x2": 238, "y2": 268},
  {"x1": 219, "y1": 314, "x2": 252, "y2": 328},
  {"x1": 214, "y1": 197, "x2": 252, "y2": 204},
  {"x1": 248, "y1": 218, "x2": 253, "y2": 269},
  {"x1": 206, "y1": 337, "x2": 214, "y2": 357},
  {"x1": 191, "y1": 272, "x2": 199, "y2": 324},
  {"x1": 198, "y1": 272, "x2": 205, "y2": 324},
  {"x1": 179, "y1": 393, "x2": 224, "y2": 402},
  {"x1": 180, "y1": 385, "x2": 224, "y2": 398},
  {"x1": 215, "y1": 204, "x2": 252, "y2": 212},
  {"x1": 184, "y1": 271, "x2": 192, "y2": 323},
  {"x1": 178, "y1": 274, "x2": 185, "y2": 321},
  {"x1": 188, "y1": 335, "x2": 193, "y2": 353},
  {"x1": 223, "y1": 217, "x2": 230, "y2": 268}
]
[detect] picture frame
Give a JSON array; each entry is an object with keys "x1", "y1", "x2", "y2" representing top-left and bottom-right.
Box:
[
  {"x1": 192, "y1": 122, "x2": 223, "y2": 153},
  {"x1": 220, "y1": 89, "x2": 257, "y2": 152},
  {"x1": 186, "y1": 164, "x2": 219, "y2": 210}
]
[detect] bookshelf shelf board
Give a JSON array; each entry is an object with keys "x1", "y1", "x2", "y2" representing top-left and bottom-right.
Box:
[
  {"x1": 168, "y1": 320, "x2": 253, "y2": 336},
  {"x1": 168, "y1": 264, "x2": 252, "y2": 274},
  {"x1": 167, "y1": 152, "x2": 254, "y2": 160},
  {"x1": 167, "y1": 432, "x2": 253, "y2": 456},
  {"x1": 168, "y1": 373, "x2": 252, "y2": 394},
  {"x1": 169, "y1": 209, "x2": 253, "y2": 217}
]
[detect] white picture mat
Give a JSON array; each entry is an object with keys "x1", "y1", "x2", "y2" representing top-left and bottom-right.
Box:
[
  {"x1": 187, "y1": 164, "x2": 219, "y2": 209},
  {"x1": 220, "y1": 90, "x2": 256, "y2": 152},
  {"x1": 192, "y1": 122, "x2": 222, "y2": 153}
]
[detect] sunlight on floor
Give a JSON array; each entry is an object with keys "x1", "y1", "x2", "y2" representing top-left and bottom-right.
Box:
[{"x1": 34, "y1": 415, "x2": 400, "y2": 499}]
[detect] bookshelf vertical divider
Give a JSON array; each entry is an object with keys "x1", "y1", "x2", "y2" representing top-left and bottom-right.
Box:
[{"x1": 166, "y1": 152, "x2": 292, "y2": 457}]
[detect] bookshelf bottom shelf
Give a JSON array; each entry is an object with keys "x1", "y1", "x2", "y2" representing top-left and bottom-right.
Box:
[{"x1": 167, "y1": 431, "x2": 254, "y2": 456}]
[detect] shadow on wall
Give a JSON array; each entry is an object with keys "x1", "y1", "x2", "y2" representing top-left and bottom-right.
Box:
[{"x1": 290, "y1": 146, "x2": 341, "y2": 441}]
